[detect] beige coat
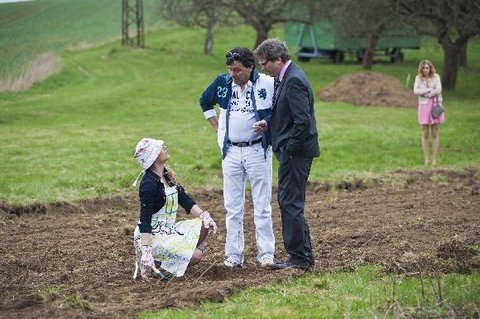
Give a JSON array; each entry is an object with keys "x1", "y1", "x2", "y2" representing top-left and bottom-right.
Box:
[{"x1": 413, "y1": 73, "x2": 443, "y2": 104}]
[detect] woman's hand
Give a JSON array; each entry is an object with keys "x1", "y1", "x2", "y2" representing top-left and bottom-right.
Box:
[
  {"x1": 422, "y1": 88, "x2": 432, "y2": 97},
  {"x1": 200, "y1": 211, "x2": 217, "y2": 234},
  {"x1": 140, "y1": 245, "x2": 154, "y2": 279}
]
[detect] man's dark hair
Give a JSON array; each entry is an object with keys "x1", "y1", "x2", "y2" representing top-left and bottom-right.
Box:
[{"x1": 225, "y1": 47, "x2": 255, "y2": 68}]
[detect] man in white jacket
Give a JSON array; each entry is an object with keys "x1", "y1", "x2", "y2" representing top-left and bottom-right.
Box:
[{"x1": 199, "y1": 47, "x2": 276, "y2": 268}]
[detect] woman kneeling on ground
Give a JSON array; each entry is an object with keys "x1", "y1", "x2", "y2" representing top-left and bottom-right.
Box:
[{"x1": 132, "y1": 137, "x2": 217, "y2": 281}]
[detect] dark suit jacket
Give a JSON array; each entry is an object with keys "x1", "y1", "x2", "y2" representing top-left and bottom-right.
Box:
[{"x1": 268, "y1": 62, "x2": 320, "y2": 160}]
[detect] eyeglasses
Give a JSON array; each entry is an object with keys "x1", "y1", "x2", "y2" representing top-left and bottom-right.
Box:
[
  {"x1": 258, "y1": 60, "x2": 270, "y2": 67},
  {"x1": 226, "y1": 51, "x2": 241, "y2": 61}
]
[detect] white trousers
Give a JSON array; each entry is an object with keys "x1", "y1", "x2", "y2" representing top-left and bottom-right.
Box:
[{"x1": 222, "y1": 143, "x2": 275, "y2": 262}]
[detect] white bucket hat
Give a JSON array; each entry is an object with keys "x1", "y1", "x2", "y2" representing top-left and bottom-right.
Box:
[{"x1": 132, "y1": 138, "x2": 164, "y2": 186}]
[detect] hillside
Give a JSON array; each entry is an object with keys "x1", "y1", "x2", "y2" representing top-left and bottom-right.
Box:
[{"x1": 0, "y1": 0, "x2": 161, "y2": 82}]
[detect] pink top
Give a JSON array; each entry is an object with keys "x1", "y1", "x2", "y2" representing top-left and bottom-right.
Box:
[{"x1": 279, "y1": 60, "x2": 291, "y2": 82}]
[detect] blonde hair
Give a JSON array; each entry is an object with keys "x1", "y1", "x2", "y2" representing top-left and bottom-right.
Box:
[
  {"x1": 164, "y1": 167, "x2": 179, "y2": 186},
  {"x1": 417, "y1": 60, "x2": 436, "y2": 78}
]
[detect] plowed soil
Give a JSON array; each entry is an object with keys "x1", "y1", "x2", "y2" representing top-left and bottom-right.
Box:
[
  {"x1": 1, "y1": 167, "x2": 479, "y2": 319},
  {"x1": 318, "y1": 71, "x2": 418, "y2": 107}
]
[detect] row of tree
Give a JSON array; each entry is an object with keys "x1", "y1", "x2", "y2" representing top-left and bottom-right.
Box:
[{"x1": 157, "y1": 0, "x2": 480, "y2": 90}]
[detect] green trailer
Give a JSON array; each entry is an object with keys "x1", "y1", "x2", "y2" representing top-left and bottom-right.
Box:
[{"x1": 284, "y1": 21, "x2": 421, "y2": 63}]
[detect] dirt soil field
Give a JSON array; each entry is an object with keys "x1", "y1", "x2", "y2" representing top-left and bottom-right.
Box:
[
  {"x1": 318, "y1": 71, "x2": 418, "y2": 108},
  {"x1": 1, "y1": 167, "x2": 479, "y2": 318}
]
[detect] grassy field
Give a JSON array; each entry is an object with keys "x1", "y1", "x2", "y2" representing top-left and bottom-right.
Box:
[
  {"x1": 142, "y1": 266, "x2": 480, "y2": 318},
  {"x1": 0, "y1": 23, "x2": 479, "y2": 204},
  {"x1": 0, "y1": 0, "x2": 162, "y2": 80},
  {"x1": 0, "y1": 3, "x2": 479, "y2": 318}
]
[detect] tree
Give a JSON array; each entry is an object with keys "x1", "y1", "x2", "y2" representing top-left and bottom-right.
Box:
[
  {"x1": 159, "y1": 0, "x2": 318, "y2": 51},
  {"x1": 219, "y1": 0, "x2": 326, "y2": 48},
  {"x1": 395, "y1": 0, "x2": 480, "y2": 89},
  {"x1": 157, "y1": 0, "x2": 236, "y2": 55},
  {"x1": 320, "y1": 0, "x2": 402, "y2": 69},
  {"x1": 459, "y1": 42, "x2": 467, "y2": 67},
  {"x1": 220, "y1": 0, "x2": 294, "y2": 48}
]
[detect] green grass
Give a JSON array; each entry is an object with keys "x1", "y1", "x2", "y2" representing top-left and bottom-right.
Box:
[
  {"x1": 0, "y1": 0, "x2": 163, "y2": 79},
  {"x1": 62, "y1": 293, "x2": 91, "y2": 311},
  {"x1": 1, "y1": 5, "x2": 479, "y2": 318},
  {"x1": 140, "y1": 266, "x2": 480, "y2": 318},
  {"x1": 0, "y1": 25, "x2": 479, "y2": 204}
]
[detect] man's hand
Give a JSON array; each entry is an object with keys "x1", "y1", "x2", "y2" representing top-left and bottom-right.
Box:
[{"x1": 253, "y1": 120, "x2": 268, "y2": 133}]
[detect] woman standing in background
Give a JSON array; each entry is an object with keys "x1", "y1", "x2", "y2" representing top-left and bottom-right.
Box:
[{"x1": 414, "y1": 60, "x2": 445, "y2": 167}]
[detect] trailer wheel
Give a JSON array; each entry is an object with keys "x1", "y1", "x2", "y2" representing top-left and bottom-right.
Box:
[
  {"x1": 356, "y1": 49, "x2": 365, "y2": 63},
  {"x1": 390, "y1": 52, "x2": 404, "y2": 63},
  {"x1": 333, "y1": 51, "x2": 344, "y2": 64},
  {"x1": 390, "y1": 48, "x2": 404, "y2": 63},
  {"x1": 298, "y1": 48, "x2": 313, "y2": 62}
]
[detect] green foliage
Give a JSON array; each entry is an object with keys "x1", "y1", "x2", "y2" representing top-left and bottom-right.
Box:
[
  {"x1": 0, "y1": 5, "x2": 479, "y2": 205},
  {"x1": 62, "y1": 293, "x2": 91, "y2": 310},
  {"x1": 140, "y1": 266, "x2": 480, "y2": 318}
]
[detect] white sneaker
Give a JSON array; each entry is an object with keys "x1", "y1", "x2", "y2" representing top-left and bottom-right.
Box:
[
  {"x1": 258, "y1": 255, "x2": 275, "y2": 267},
  {"x1": 223, "y1": 257, "x2": 243, "y2": 268}
]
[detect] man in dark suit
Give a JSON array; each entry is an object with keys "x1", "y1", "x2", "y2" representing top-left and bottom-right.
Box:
[{"x1": 253, "y1": 39, "x2": 320, "y2": 270}]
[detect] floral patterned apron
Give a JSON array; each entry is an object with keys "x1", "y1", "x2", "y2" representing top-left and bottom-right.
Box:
[{"x1": 134, "y1": 185, "x2": 202, "y2": 277}]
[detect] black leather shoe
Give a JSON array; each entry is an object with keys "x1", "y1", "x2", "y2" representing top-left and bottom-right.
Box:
[{"x1": 268, "y1": 261, "x2": 312, "y2": 270}]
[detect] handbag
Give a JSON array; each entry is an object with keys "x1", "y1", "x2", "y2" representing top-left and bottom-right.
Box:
[{"x1": 431, "y1": 96, "x2": 444, "y2": 119}]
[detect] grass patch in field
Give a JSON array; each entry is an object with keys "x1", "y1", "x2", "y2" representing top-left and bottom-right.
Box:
[
  {"x1": 0, "y1": 52, "x2": 60, "y2": 92},
  {"x1": 0, "y1": 0, "x2": 162, "y2": 81},
  {"x1": 62, "y1": 293, "x2": 90, "y2": 310},
  {"x1": 37, "y1": 286, "x2": 60, "y2": 303},
  {"x1": 140, "y1": 266, "x2": 480, "y2": 319},
  {"x1": 0, "y1": 24, "x2": 479, "y2": 204}
]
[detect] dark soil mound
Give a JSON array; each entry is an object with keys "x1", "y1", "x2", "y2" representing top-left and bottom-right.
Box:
[{"x1": 319, "y1": 71, "x2": 417, "y2": 108}]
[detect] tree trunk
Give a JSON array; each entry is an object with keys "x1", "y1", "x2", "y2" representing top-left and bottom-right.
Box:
[
  {"x1": 253, "y1": 26, "x2": 270, "y2": 49},
  {"x1": 458, "y1": 41, "x2": 467, "y2": 67},
  {"x1": 439, "y1": 40, "x2": 460, "y2": 90},
  {"x1": 362, "y1": 31, "x2": 380, "y2": 70},
  {"x1": 204, "y1": 18, "x2": 215, "y2": 55}
]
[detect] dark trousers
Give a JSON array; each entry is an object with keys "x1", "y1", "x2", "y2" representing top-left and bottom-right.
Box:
[{"x1": 276, "y1": 154, "x2": 314, "y2": 266}]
